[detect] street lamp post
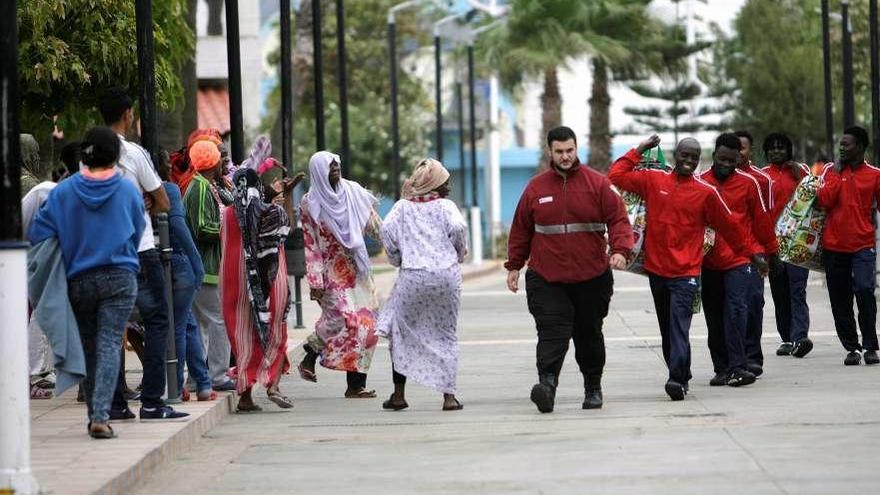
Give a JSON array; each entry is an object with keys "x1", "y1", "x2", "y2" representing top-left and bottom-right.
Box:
[
  {"x1": 456, "y1": 80, "x2": 467, "y2": 204},
  {"x1": 388, "y1": 0, "x2": 420, "y2": 201},
  {"x1": 336, "y1": 0, "x2": 350, "y2": 176},
  {"x1": 821, "y1": 0, "x2": 834, "y2": 157},
  {"x1": 870, "y1": 0, "x2": 880, "y2": 166},
  {"x1": 137, "y1": 0, "x2": 178, "y2": 403},
  {"x1": 842, "y1": 0, "x2": 855, "y2": 128},
  {"x1": 225, "y1": 0, "x2": 245, "y2": 164},
  {"x1": 313, "y1": 0, "x2": 326, "y2": 150},
  {"x1": 0, "y1": 1, "x2": 37, "y2": 492},
  {"x1": 434, "y1": 13, "x2": 464, "y2": 165}
]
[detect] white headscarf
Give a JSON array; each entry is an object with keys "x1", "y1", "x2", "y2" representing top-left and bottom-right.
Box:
[{"x1": 307, "y1": 151, "x2": 378, "y2": 278}]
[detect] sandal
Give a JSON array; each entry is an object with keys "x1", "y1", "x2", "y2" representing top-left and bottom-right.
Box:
[
  {"x1": 88, "y1": 424, "x2": 117, "y2": 439},
  {"x1": 442, "y1": 398, "x2": 464, "y2": 411},
  {"x1": 344, "y1": 388, "x2": 377, "y2": 399},
  {"x1": 297, "y1": 362, "x2": 317, "y2": 383},
  {"x1": 180, "y1": 388, "x2": 191, "y2": 402},
  {"x1": 235, "y1": 401, "x2": 263, "y2": 413},
  {"x1": 382, "y1": 395, "x2": 409, "y2": 411},
  {"x1": 267, "y1": 391, "x2": 294, "y2": 409},
  {"x1": 30, "y1": 385, "x2": 53, "y2": 400}
]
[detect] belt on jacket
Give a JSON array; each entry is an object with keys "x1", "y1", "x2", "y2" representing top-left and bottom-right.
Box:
[{"x1": 534, "y1": 222, "x2": 606, "y2": 235}]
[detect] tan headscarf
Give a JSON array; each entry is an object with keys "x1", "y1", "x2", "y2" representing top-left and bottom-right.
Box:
[{"x1": 402, "y1": 158, "x2": 449, "y2": 200}]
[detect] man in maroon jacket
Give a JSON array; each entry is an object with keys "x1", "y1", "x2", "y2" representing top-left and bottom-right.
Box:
[
  {"x1": 817, "y1": 126, "x2": 880, "y2": 366},
  {"x1": 505, "y1": 126, "x2": 633, "y2": 413},
  {"x1": 699, "y1": 133, "x2": 777, "y2": 388},
  {"x1": 609, "y1": 135, "x2": 760, "y2": 401}
]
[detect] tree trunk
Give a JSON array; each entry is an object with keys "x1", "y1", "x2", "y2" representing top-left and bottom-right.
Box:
[
  {"x1": 539, "y1": 66, "x2": 561, "y2": 172},
  {"x1": 587, "y1": 58, "x2": 611, "y2": 171}
]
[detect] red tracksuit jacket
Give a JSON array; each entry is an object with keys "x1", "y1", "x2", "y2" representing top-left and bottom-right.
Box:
[
  {"x1": 699, "y1": 169, "x2": 778, "y2": 271},
  {"x1": 817, "y1": 161, "x2": 880, "y2": 253},
  {"x1": 740, "y1": 162, "x2": 773, "y2": 210},
  {"x1": 608, "y1": 149, "x2": 753, "y2": 278},
  {"x1": 505, "y1": 163, "x2": 634, "y2": 283},
  {"x1": 762, "y1": 162, "x2": 811, "y2": 222}
]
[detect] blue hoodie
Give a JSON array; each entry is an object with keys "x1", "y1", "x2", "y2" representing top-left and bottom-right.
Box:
[{"x1": 28, "y1": 171, "x2": 146, "y2": 278}]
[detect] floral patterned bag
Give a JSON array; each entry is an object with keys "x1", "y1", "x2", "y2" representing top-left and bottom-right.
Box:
[{"x1": 775, "y1": 174, "x2": 825, "y2": 272}]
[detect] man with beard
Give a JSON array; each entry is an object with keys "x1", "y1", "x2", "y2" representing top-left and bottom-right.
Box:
[
  {"x1": 761, "y1": 133, "x2": 813, "y2": 358},
  {"x1": 698, "y1": 133, "x2": 776, "y2": 388},
  {"x1": 610, "y1": 135, "x2": 758, "y2": 401},
  {"x1": 817, "y1": 126, "x2": 880, "y2": 366},
  {"x1": 506, "y1": 126, "x2": 633, "y2": 413}
]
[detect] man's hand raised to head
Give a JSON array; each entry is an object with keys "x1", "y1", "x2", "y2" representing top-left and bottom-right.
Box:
[{"x1": 636, "y1": 135, "x2": 661, "y2": 155}]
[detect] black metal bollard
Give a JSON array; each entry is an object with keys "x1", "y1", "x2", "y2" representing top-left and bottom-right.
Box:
[
  {"x1": 157, "y1": 213, "x2": 180, "y2": 402},
  {"x1": 286, "y1": 226, "x2": 307, "y2": 329}
]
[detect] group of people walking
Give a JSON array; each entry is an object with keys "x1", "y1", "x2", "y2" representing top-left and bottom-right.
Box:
[
  {"x1": 507, "y1": 125, "x2": 879, "y2": 412},
  {"x1": 24, "y1": 87, "x2": 473, "y2": 440},
  {"x1": 25, "y1": 86, "x2": 880, "y2": 433}
]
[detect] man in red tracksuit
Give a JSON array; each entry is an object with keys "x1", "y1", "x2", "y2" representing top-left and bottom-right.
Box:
[
  {"x1": 735, "y1": 130, "x2": 775, "y2": 369},
  {"x1": 817, "y1": 126, "x2": 880, "y2": 366},
  {"x1": 699, "y1": 133, "x2": 777, "y2": 388},
  {"x1": 506, "y1": 126, "x2": 633, "y2": 414},
  {"x1": 761, "y1": 133, "x2": 813, "y2": 358},
  {"x1": 609, "y1": 134, "x2": 761, "y2": 401}
]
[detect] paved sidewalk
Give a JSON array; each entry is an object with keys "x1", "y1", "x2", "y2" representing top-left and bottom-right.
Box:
[
  {"x1": 29, "y1": 260, "x2": 501, "y2": 495},
  {"x1": 130, "y1": 269, "x2": 880, "y2": 495}
]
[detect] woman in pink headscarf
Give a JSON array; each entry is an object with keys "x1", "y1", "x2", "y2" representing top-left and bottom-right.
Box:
[{"x1": 298, "y1": 151, "x2": 382, "y2": 398}]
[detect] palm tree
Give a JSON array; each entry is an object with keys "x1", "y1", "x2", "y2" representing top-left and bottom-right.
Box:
[{"x1": 480, "y1": 0, "x2": 591, "y2": 169}]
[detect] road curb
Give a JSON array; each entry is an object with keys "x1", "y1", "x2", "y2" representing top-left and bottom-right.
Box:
[{"x1": 89, "y1": 393, "x2": 234, "y2": 495}]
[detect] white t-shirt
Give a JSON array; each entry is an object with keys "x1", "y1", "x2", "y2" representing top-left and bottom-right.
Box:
[
  {"x1": 21, "y1": 181, "x2": 57, "y2": 237},
  {"x1": 116, "y1": 135, "x2": 162, "y2": 252}
]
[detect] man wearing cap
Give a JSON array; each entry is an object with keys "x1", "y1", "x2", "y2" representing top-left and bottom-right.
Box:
[
  {"x1": 183, "y1": 139, "x2": 234, "y2": 391},
  {"x1": 817, "y1": 126, "x2": 880, "y2": 366},
  {"x1": 506, "y1": 126, "x2": 633, "y2": 413}
]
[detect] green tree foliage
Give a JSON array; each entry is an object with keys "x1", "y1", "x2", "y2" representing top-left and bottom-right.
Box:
[
  {"x1": 262, "y1": 0, "x2": 433, "y2": 194},
  {"x1": 17, "y1": 0, "x2": 193, "y2": 143},
  {"x1": 720, "y1": 0, "x2": 875, "y2": 161}
]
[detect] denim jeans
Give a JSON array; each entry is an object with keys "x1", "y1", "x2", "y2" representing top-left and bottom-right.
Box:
[
  {"x1": 130, "y1": 249, "x2": 170, "y2": 409},
  {"x1": 171, "y1": 253, "x2": 212, "y2": 394},
  {"x1": 68, "y1": 267, "x2": 138, "y2": 423}
]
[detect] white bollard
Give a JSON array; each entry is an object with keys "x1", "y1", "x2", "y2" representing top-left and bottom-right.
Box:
[
  {"x1": 470, "y1": 206, "x2": 483, "y2": 265},
  {"x1": 0, "y1": 247, "x2": 37, "y2": 494}
]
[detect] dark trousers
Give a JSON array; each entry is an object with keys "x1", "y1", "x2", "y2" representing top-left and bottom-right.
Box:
[
  {"x1": 702, "y1": 266, "x2": 751, "y2": 374},
  {"x1": 823, "y1": 248, "x2": 879, "y2": 351},
  {"x1": 113, "y1": 249, "x2": 171, "y2": 409},
  {"x1": 525, "y1": 269, "x2": 612, "y2": 388},
  {"x1": 648, "y1": 274, "x2": 699, "y2": 384},
  {"x1": 744, "y1": 267, "x2": 764, "y2": 366},
  {"x1": 768, "y1": 262, "x2": 810, "y2": 343}
]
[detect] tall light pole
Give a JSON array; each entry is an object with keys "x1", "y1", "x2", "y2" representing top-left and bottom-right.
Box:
[
  {"x1": 821, "y1": 0, "x2": 834, "y2": 156},
  {"x1": 434, "y1": 13, "x2": 465, "y2": 164},
  {"x1": 225, "y1": 0, "x2": 245, "y2": 163},
  {"x1": 842, "y1": 0, "x2": 855, "y2": 128},
  {"x1": 387, "y1": 0, "x2": 420, "y2": 200},
  {"x1": 456, "y1": 80, "x2": 467, "y2": 204},
  {"x1": 335, "y1": 0, "x2": 350, "y2": 176},
  {"x1": 313, "y1": 0, "x2": 326, "y2": 150},
  {"x1": 871, "y1": 0, "x2": 879, "y2": 166},
  {"x1": 0, "y1": 1, "x2": 36, "y2": 492}
]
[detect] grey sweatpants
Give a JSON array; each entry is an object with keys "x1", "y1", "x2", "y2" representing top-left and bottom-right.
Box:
[{"x1": 192, "y1": 284, "x2": 231, "y2": 385}]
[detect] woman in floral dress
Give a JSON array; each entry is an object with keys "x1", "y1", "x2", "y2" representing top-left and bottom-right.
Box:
[
  {"x1": 377, "y1": 159, "x2": 468, "y2": 411},
  {"x1": 298, "y1": 151, "x2": 381, "y2": 398}
]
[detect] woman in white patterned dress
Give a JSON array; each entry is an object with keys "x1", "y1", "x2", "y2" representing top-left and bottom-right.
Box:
[{"x1": 377, "y1": 158, "x2": 468, "y2": 411}]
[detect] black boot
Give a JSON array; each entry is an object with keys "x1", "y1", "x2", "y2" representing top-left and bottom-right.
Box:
[
  {"x1": 530, "y1": 374, "x2": 557, "y2": 413},
  {"x1": 582, "y1": 375, "x2": 603, "y2": 410}
]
